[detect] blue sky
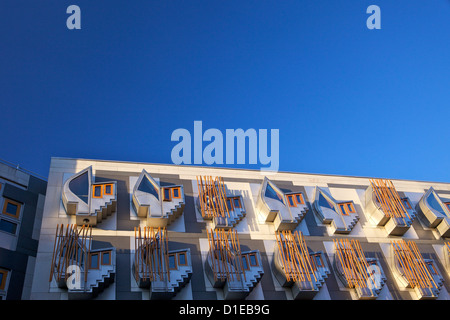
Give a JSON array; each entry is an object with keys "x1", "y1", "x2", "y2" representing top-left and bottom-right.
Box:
[{"x1": 1, "y1": 1, "x2": 449, "y2": 182}]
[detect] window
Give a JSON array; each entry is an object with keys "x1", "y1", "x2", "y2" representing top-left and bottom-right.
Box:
[
  {"x1": 402, "y1": 198, "x2": 412, "y2": 210},
  {"x1": 249, "y1": 253, "x2": 258, "y2": 267},
  {"x1": 295, "y1": 193, "x2": 304, "y2": 205},
  {"x1": 265, "y1": 183, "x2": 284, "y2": 204},
  {"x1": 163, "y1": 188, "x2": 171, "y2": 201},
  {"x1": 0, "y1": 269, "x2": 8, "y2": 290},
  {"x1": 104, "y1": 184, "x2": 113, "y2": 196},
  {"x1": 0, "y1": 219, "x2": 17, "y2": 234},
  {"x1": 338, "y1": 202, "x2": 355, "y2": 216},
  {"x1": 172, "y1": 187, "x2": 181, "y2": 199},
  {"x1": 226, "y1": 198, "x2": 233, "y2": 211},
  {"x1": 101, "y1": 251, "x2": 111, "y2": 265},
  {"x1": 168, "y1": 254, "x2": 177, "y2": 270},
  {"x1": 138, "y1": 176, "x2": 159, "y2": 200},
  {"x1": 69, "y1": 171, "x2": 89, "y2": 204},
  {"x1": 2, "y1": 199, "x2": 21, "y2": 219},
  {"x1": 89, "y1": 253, "x2": 99, "y2": 269},
  {"x1": 92, "y1": 185, "x2": 103, "y2": 198},
  {"x1": 314, "y1": 254, "x2": 324, "y2": 268},
  {"x1": 241, "y1": 255, "x2": 249, "y2": 270},
  {"x1": 287, "y1": 195, "x2": 296, "y2": 207},
  {"x1": 233, "y1": 197, "x2": 241, "y2": 209},
  {"x1": 178, "y1": 252, "x2": 187, "y2": 266},
  {"x1": 426, "y1": 262, "x2": 438, "y2": 276}
]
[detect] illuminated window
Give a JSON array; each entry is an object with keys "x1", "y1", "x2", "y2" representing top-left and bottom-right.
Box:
[
  {"x1": 2, "y1": 199, "x2": 21, "y2": 219},
  {"x1": 172, "y1": 187, "x2": 181, "y2": 199},
  {"x1": 104, "y1": 184, "x2": 113, "y2": 196},
  {"x1": 92, "y1": 185, "x2": 103, "y2": 198},
  {"x1": 287, "y1": 195, "x2": 296, "y2": 207},
  {"x1": 295, "y1": 193, "x2": 304, "y2": 205}
]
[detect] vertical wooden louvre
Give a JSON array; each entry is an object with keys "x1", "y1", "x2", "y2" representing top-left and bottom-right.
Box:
[
  {"x1": 370, "y1": 178, "x2": 410, "y2": 223},
  {"x1": 134, "y1": 227, "x2": 170, "y2": 283},
  {"x1": 197, "y1": 176, "x2": 230, "y2": 219},
  {"x1": 206, "y1": 228, "x2": 246, "y2": 283},
  {"x1": 49, "y1": 224, "x2": 92, "y2": 286},
  {"x1": 275, "y1": 230, "x2": 318, "y2": 285}
]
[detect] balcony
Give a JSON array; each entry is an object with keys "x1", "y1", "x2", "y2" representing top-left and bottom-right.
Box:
[
  {"x1": 364, "y1": 178, "x2": 416, "y2": 236},
  {"x1": 417, "y1": 187, "x2": 450, "y2": 238},
  {"x1": 255, "y1": 177, "x2": 308, "y2": 231},
  {"x1": 133, "y1": 227, "x2": 192, "y2": 299},
  {"x1": 312, "y1": 187, "x2": 359, "y2": 234},
  {"x1": 132, "y1": 169, "x2": 185, "y2": 228},
  {"x1": 204, "y1": 229, "x2": 264, "y2": 300},
  {"x1": 196, "y1": 176, "x2": 246, "y2": 229},
  {"x1": 272, "y1": 230, "x2": 329, "y2": 299},
  {"x1": 62, "y1": 166, "x2": 117, "y2": 227}
]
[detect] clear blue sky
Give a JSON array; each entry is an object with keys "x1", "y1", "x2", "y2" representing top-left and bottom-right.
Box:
[{"x1": 1, "y1": 1, "x2": 449, "y2": 182}]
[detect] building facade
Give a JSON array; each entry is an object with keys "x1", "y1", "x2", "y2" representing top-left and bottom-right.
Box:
[
  {"x1": 0, "y1": 160, "x2": 47, "y2": 300},
  {"x1": 30, "y1": 157, "x2": 450, "y2": 300}
]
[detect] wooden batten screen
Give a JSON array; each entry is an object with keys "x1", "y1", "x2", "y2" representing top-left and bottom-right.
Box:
[
  {"x1": 49, "y1": 224, "x2": 92, "y2": 284},
  {"x1": 206, "y1": 228, "x2": 246, "y2": 283},
  {"x1": 134, "y1": 227, "x2": 170, "y2": 282},
  {"x1": 275, "y1": 230, "x2": 318, "y2": 285},
  {"x1": 391, "y1": 240, "x2": 438, "y2": 290},
  {"x1": 334, "y1": 238, "x2": 376, "y2": 292},
  {"x1": 369, "y1": 178, "x2": 410, "y2": 222},
  {"x1": 197, "y1": 176, "x2": 230, "y2": 219}
]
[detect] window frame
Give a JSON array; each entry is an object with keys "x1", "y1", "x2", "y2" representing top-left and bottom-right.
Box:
[
  {"x1": 313, "y1": 254, "x2": 324, "y2": 268},
  {"x1": 248, "y1": 253, "x2": 258, "y2": 267},
  {"x1": 402, "y1": 198, "x2": 412, "y2": 210},
  {"x1": 92, "y1": 185, "x2": 103, "y2": 199},
  {"x1": 0, "y1": 269, "x2": 9, "y2": 291},
  {"x1": 101, "y1": 251, "x2": 111, "y2": 266},
  {"x1": 163, "y1": 188, "x2": 172, "y2": 201},
  {"x1": 172, "y1": 187, "x2": 181, "y2": 199},
  {"x1": 286, "y1": 195, "x2": 297, "y2": 207},
  {"x1": 295, "y1": 193, "x2": 305, "y2": 205},
  {"x1": 233, "y1": 197, "x2": 241, "y2": 209},
  {"x1": 104, "y1": 184, "x2": 114, "y2": 196},
  {"x1": 168, "y1": 254, "x2": 178, "y2": 270},
  {"x1": 241, "y1": 254, "x2": 250, "y2": 271},
  {"x1": 2, "y1": 198, "x2": 21, "y2": 219},
  {"x1": 89, "y1": 252, "x2": 100, "y2": 269},
  {"x1": 177, "y1": 252, "x2": 188, "y2": 266},
  {"x1": 0, "y1": 219, "x2": 18, "y2": 235}
]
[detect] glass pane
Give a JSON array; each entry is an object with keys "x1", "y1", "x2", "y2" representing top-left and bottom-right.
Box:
[
  {"x1": 94, "y1": 186, "x2": 102, "y2": 197},
  {"x1": 242, "y1": 256, "x2": 248, "y2": 270},
  {"x1": 339, "y1": 204, "x2": 346, "y2": 215},
  {"x1": 0, "y1": 220, "x2": 17, "y2": 234},
  {"x1": 427, "y1": 192, "x2": 446, "y2": 215},
  {"x1": 164, "y1": 188, "x2": 171, "y2": 200},
  {"x1": 5, "y1": 202, "x2": 18, "y2": 216},
  {"x1": 318, "y1": 192, "x2": 335, "y2": 210},
  {"x1": 347, "y1": 203, "x2": 353, "y2": 212},
  {"x1": 178, "y1": 253, "x2": 186, "y2": 265},
  {"x1": 69, "y1": 171, "x2": 89, "y2": 204},
  {"x1": 90, "y1": 254, "x2": 98, "y2": 268},
  {"x1": 249, "y1": 254, "x2": 257, "y2": 266},
  {"x1": 169, "y1": 255, "x2": 176, "y2": 269},
  {"x1": 105, "y1": 185, "x2": 112, "y2": 194},
  {"x1": 296, "y1": 194, "x2": 303, "y2": 204},
  {"x1": 102, "y1": 252, "x2": 110, "y2": 265},
  {"x1": 265, "y1": 183, "x2": 284, "y2": 204},
  {"x1": 0, "y1": 273, "x2": 3, "y2": 286},
  {"x1": 173, "y1": 188, "x2": 179, "y2": 198},
  {"x1": 226, "y1": 199, "x2": 233, "y2": 211},
  {"x1": 233, "y1": 198, "x2": 240, "y2": 208},
  {"x1": 138, "y1": 176, "x2": 159, "y2": 200}
]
